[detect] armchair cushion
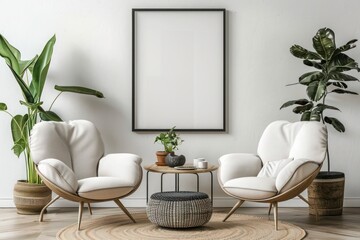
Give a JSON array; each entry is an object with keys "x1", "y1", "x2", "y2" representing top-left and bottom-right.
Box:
[
  {"x1": 223, "y1": 177, "x2": 277, "y2": 200},
  {"x1": 77, "y1": 177, "x2": 134, "y2": 200},
  {"x1": 257, "y1": 158, "x2": 293, "y2": 178},
  {"x1": 276, "y1": 158, "x2": 319, "y2": 193},
  {"x1": 98, "y1": 153, "x2": 142, "y2": 186},
  {"x1": 37, "y1": 158, "x2": 78, "y2": 193},
  {"x1": 218, "y1": 153, "x2": 262, "y2": 186}
]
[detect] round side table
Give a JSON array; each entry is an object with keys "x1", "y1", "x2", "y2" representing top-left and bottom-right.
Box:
[{"x1": 144, "y1": 164, "x2": 218, "y2": 205}]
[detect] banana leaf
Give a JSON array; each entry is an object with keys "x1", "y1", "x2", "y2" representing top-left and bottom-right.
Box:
[
  {"x1": 37, "y1": 106, "x2": 62, "y2": 121},
  {"x1": 306, "y1": 81, "x2": 326, "y2": 101},
  {"x1": 55, "y1": 85, "x2": 104, "y2": 98},
  {"x1": 290, "y1": 44, "x2": 322, "y2": 60},
  {"x1": 301, "y1": 111, "x2": 311, "y2": 121},
  {"x1": 0, "y1": 34, "x2": 20, "y2": 74},
  {"x1": 0, "y1": 102, "x2": 7, "y2": 111},
  {"x1": 11, "y1": 114, "x2": 28, "y2": 157},
  {"x1": 331, "y1": 89, "x2": 358, "y2": 95},
  {"x1": 12, "y1": 139, "x2": 26, "y2": 158},
  {"x1": 299, "y1": 71, "x2": 324, "y2": 85},
  {"x1": 336, "y1": 39, "x2": 357, "y2": 54},
  {"x1": 329, "y1": 53, "x2": 359, "y2": 72},
  {"x1": 303, "y1": 59, "x2": 323, "y2": 70},
  {"x1": 312, "y1": 28, "x2": 336, "y2": 60},
  {"x1": 330, "y1": 82, "x2": 348, "y2": 88},
  {"x1": 19, "y1": 55, "x2": 38, "y2": 77},
  {"x1": 280, "y1": 99, "x2": 309, "y2": 109},
  {"x1": 29, "y1": 35, "x2": 56, "y2": 101},
  {"x1": 324, "y1": 116, "x2": 345, "y2": 132},
  {"x1": 329, "y1": 72, "x2": 359, "y2": 81},
  {"x1": 8, "y1": 66, "x2": 34, "y2": 103},
  {"x1": 0, "y1": 35, "x2": 37, "y2": 102},
  {"x1": 312, "y1": 103, "x2": 340, "y2": 113},
  {"x1": 292, "y1": 102, "x2": 314, "y2": 114}
]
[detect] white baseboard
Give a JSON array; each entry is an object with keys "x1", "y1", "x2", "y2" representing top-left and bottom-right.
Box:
[{"x1": 1, "y1": 197, "x2": 360, "y2": 208}]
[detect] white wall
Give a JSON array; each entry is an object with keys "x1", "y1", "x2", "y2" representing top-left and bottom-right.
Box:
[{"x1": 1, "y1": 0, "x2": 359, "y2": 208}]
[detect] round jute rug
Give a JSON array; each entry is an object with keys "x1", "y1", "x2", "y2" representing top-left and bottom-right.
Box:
[{"x1": 57, "y1": 212, "x2": 306, "y2": 240}]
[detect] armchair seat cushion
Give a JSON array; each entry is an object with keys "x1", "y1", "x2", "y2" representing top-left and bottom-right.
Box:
[
  {"x1": 223, "y1": 177, "x2": 277, "y2": 200},
  {"x1": 77, "y1": 177, "x2": 134, "y2": 200}
]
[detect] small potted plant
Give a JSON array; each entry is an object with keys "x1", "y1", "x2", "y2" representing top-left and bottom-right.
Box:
[
  {"x1": 280, "y1": 27, "x2": 359, "y2": 215},
  {"x1": 154, "y1": 127, "x2": 184, "y2": 166}
]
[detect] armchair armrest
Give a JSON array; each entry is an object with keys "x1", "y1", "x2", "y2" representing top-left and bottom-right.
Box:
[
  {"x1": 37, "y1": 158, "x2": 78, "y2": 193},
  {"x1": 98, "y1": 153, "x2": 143, "y2": 186},
  {"x1": 276, "y1": 158, "x2": 319, "y2": 193},
  {"x1": 218, "y1": 153, "x2": 262, "y2": 186}
]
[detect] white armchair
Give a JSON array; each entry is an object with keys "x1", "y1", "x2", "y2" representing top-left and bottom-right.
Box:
[
  {"x1": 30, "y1": 120, "x2": 143, "y2": 230},
  {"x1": 218, "y1": 120, "x2": 328, "y2": 230}
]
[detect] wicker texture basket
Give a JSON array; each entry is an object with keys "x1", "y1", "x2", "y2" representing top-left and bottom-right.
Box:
[{"x1": 147, "y1": 191, "x2": 212, "y2": 228}]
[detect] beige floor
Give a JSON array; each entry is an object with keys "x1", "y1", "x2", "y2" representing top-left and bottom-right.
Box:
[{"x1": 0, "y1": 207, "x2": 359, "y2": 240}]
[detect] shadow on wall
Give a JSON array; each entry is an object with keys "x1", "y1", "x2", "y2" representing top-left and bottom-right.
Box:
[{"x1": 47, "y1": 48, "x2": 129, "y2": 151}]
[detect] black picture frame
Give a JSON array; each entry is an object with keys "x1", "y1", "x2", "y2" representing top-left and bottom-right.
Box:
[{"x1": 132, "y1": 8, "x2": 226, "y2": 132}]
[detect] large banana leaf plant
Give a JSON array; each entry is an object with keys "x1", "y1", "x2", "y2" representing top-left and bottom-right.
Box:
[
  {"x1": 280, "y1": 28, "x2": 359, "y2": 172},
  {"x1": 0, "y1": 34, "x2": 104, "y2": 184}
]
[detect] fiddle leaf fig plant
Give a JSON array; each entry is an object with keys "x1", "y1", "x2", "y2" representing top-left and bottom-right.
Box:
[
  {"x1": 0, "y1": 34, "x2": 104, "y2": 184},
  {"x1": 280, "y1": 28, "x2": 359, "y2": 171},
  {"x1": 154, "y1": 127, "x2": 184, "y2": 153}
]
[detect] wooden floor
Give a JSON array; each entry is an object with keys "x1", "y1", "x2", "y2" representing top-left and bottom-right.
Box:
[{"x1": 0, "y1": 207, "x2": 359, "y2": 240}]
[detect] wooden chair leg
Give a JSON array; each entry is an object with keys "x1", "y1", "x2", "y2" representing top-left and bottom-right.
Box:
[
  {"x1": 114, "y1": 199, "x2": 136, "y2": 223},
  {"x1": 87, "y1": 203, "x2": 93, "y2": 215},
  {"x1": 267, "y1": 203, "x2": 272, "y2": 216},
  {"x1": 273, "y1": 202, "x2": 278, "y2": 231},
  {"x1": 77, "y1": 202, "x2": 84, "y2": 231},
  {"x1": 39, "y1": 195, "x2": 60, "y2": 222},
  {"x1": 298, "y1": 194, "x2": 318, "y2": 221},
  {"x1": 223, "y1": 200, "x2": 245, "y2": 222}
]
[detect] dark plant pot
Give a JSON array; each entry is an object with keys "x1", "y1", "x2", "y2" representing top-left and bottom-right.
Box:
[
  {"x1": 165, "y1": 153, "x2": 186, "y2": 167},
  {"x1": 13, "y1": 180, "x2": 52, "y2": 215},
  {"x1": 308, "y1": 171, "x2": 345, "y2": 216}
]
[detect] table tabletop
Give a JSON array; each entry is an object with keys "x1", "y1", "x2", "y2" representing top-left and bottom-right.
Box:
[{"x1": 144, "y1": 164, "x2": 218, "y2": 174}]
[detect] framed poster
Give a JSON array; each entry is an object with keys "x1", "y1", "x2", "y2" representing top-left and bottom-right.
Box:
[{"x1": 132, "y1": 8, "x2": 226, "y2": 131}]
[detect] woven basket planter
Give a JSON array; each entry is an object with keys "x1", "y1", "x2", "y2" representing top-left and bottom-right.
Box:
[
  {"x1": 13, "y1": 180, "x2": 51, "y2": 215},
  {"x1": 147, "y1": 191, "x2": 212, "y2": 228},
  {"x1": 308, "y1": 172, "x2": 345, "y2": 216}
]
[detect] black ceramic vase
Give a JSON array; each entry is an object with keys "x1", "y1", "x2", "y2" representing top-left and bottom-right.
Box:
[{"x1": 165, "y1": 153, "x2": 186, "y2": 167}]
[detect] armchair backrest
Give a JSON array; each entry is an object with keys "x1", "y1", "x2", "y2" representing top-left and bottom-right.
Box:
[
  {"x1": 30, "y1": 120, "x2": 105, "y2": 180},
  {"x1": 257, "y1": 120, "x2": 328, "y2": 165}
]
